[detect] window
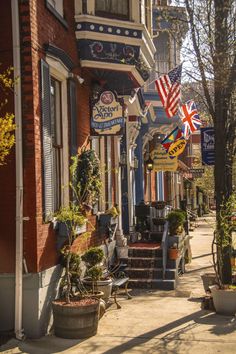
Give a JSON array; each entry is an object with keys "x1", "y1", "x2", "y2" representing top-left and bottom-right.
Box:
[
  {"x1": 82, "y1": 0, "x2": 87, "y2": 14},
  {"x1": 41, "y1": 57, "x2": 69, "y2": 220},
  {"x1": 50, "y1": 78, "x2": 63, "y2": 211},
  {"x1": 95, "y1": 0, "x2": 129, "y2": 20},
  {"x1": 47, "y1": 0, "x2": 64, "y2": 17},
  {"x1": 46, "y1": 0, "x2": 68, "y2": 28},
  {"x1": 145, "y1": 0, "x2": 148, "y2": 27}
]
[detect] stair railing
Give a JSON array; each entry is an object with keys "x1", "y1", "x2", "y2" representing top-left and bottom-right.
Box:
[{"x1": 161, "y1": 221, "x2": 169, "y2": 279}]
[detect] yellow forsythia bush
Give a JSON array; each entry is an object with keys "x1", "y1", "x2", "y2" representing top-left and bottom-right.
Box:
[
  {"x1": 0, "y1": 112, "x2": 15, "y2": 165},
  {"x1": 0, "y1": 66, "x2": 16, "y2": 165}
]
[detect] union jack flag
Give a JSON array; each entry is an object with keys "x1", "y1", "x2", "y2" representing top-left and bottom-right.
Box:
[
  {"x1": 155, "y1": 64, "x2": 182, "y2": 118},
  {"x1": 179, "y1": 100, "x2": 202, "y2": 139}
]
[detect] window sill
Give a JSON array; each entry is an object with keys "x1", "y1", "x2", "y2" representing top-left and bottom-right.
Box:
[{"x1": 45, "y1": 1, "x2": 68, "y2": 29}]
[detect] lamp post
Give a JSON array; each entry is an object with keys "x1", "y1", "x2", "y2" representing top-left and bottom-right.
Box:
[
  {"x1": 146, "y1": 156, "x2": 154, "y2": 172},
  {"x1": 146, "y1": 156, "x2": 153, "y2": 203}
]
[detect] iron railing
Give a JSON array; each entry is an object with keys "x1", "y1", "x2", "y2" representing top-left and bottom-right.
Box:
[{"x1": 161, "y1": 221, "x2": 169, "y2": 279}]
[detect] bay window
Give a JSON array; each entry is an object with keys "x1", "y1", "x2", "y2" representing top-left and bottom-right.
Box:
[{"x1": 95, "y1": 0, "x2": 129, "y2": 20}]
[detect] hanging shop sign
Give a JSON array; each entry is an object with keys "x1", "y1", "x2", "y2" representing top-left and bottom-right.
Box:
[
  {"x1": 91, "y1": 90, "x2": 125, "y2": 135},
  {"x1": 189, "y1": 168, "x2": 204, "y2": 173},
  {"x1": 161, "y1": 127, "x2": 187, "y2": 158},
  {"x1": 189, "y1": 168, "x2": 205, "y2": 178},
  {"x1": 167, "y1": 138, "x2": 187, "y2": 158},
  {"x1": 201, "y1": 127, "x2": 215, "y2": 165},
  {"x1": 150, "y1": 146, "x2": 178, "y2": 172}
]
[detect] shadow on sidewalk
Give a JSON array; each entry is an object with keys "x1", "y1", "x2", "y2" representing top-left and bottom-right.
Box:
[
  {"x1": 192, "y1": 253, "x2": 212, "y2": 259},
  {"x1": 186, "y1": 265, "x2": 213, "y2": 274},
  {"x1": 102, "y1": 310, "x2": 236, "y2": 354}
]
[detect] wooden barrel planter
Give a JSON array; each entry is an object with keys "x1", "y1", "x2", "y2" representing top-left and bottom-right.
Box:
[{"x1": 52, "y1": 298, "x2": 99, "y2": 339}]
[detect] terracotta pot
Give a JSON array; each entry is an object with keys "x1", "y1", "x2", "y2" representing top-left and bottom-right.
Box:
[
  {"x1": 52, "y1": 298, "x2": 99, "y2": 339},
  {"x1": 168, "y1": 248, "x2": 179, "y2": 260}
]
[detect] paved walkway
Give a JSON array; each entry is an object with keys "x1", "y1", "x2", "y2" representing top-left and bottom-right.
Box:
[{"x1": 2, "y1": 214, "x2": 236, "y2": 353}]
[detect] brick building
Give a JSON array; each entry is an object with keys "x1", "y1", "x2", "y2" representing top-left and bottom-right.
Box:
[{"x1": 0, "y1": 0, "x2": 155, "y2": 338}]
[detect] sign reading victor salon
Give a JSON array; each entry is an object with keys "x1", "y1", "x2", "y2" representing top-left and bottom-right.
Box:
[{"x1": 91, "y1": 90, "x2": 125, "y2": 135}]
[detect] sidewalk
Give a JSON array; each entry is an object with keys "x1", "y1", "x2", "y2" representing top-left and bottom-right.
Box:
[{"x1": 2, "y1": 215, "x2": 236, "y2": 353}]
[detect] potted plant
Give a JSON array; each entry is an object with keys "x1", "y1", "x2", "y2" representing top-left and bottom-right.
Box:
[
  {"x1": 167, "y1": 209, "x2": 186, "y2": 236},
  {"x1": 70, "y1": 147, "x2": 102, "y2": 214},
  {"x1": 168, "y1": 243, "x2": 179, "y2": 260},
  {"x1": 52, "y1": 205, "x2": 101, "y2": 339},
  {"x1": 52, "y1": 148, "x2": 103, "y2": 338},
  {"x1": 53, "y1": 203, "x2": 87, "y2": 251},
  {"x1": 82, "y1": 247, "x2": 113, "y2": 304},
  {"x1": 210, "y1": 194, "x2": 236, "y2": 315}
]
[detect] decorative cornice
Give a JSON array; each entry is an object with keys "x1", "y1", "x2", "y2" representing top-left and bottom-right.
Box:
[
  {"x1": 44, "y1": 43, "x2": 75, "y2": 70},
  {"x1": 80, "y1": 60, "x2": 145, "y2": 87}
]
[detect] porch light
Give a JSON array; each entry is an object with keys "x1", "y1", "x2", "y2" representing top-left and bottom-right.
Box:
[{"x1": 146, "y1": 156, "x2": 154, "y2": 171}]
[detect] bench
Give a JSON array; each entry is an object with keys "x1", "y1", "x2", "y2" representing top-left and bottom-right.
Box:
[
  {"x1": 104, "y1": 262, "x2": 132, "y2": 309},
  {"x1": 111, "y1": 276, "x2": 132, "y2": 309}
]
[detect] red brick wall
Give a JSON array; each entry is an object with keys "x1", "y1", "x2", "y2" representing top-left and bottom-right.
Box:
[
  {"x1": 26, "y1": 0, "x2": 94, "y2": 272},
  {"x1": 191, "y1": 133, "x2": 201, "y2": 144},
  {"x1": 151, "y1": 172, "x2": 157, "y2": 201},
  {"x1": 0, "y1": 0, "x2": 96, "y2": 274},
  {"x1": 0, "y1": 0, "x2": 115, "y2": 274},
  {"x1": 0, "y1": 1, "x2": 16, "y2": 273}
]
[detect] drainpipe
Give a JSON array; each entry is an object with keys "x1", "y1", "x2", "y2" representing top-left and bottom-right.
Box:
[{"x1": 11, "y1": 0, "x2": 24, "y2": 340}]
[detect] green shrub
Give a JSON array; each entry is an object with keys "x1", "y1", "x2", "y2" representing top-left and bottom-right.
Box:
[
  {"x1": 81, "y1": 247, "x2": 104, "y2": 267},
  {"x1": 167, "y1": 210, "x2": 186, "y2": 236}
]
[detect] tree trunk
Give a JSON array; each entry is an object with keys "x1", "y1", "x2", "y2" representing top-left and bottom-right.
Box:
[{"x1": 214, "y1": 0, "x2": 232, "y2": 284}]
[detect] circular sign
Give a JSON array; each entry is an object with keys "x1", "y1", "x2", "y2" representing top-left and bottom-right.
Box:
[{"x1": 100, "y1": 91, "x2": 114, "y2": 105}]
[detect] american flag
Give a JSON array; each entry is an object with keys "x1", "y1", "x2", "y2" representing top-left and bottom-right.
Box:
[
  {"x1": 155, "y1": 64, "x2": 182, "y2": 118},
  {"x1": 179, "y1": 100, "x2": 202, "y2": 139}
]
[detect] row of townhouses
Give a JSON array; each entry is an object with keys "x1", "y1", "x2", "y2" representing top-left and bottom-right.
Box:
[{"x1": 0, "y1": 0, "x2": 203, "y2": 338}]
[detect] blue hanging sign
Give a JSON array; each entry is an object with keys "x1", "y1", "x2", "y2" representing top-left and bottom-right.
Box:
[
  {"x1": 91, "y1": 90, "x2": 125, "y2": 136},
  {"x1": 201, "y1": 127, "x2": 215, "y2": 165}
]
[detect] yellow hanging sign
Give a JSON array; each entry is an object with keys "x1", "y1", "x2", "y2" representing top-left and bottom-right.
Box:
[{"x1": 150, "y1": 146, "x2": 178, "y2": 172}]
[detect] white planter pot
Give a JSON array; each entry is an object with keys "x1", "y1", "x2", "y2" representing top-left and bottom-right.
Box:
[
  {"x1": 83, "y1": 279, "x2": 112, "y2": 304},
  {"x1": 211, "y1": 285, "x2": 236, "y2": 315}
]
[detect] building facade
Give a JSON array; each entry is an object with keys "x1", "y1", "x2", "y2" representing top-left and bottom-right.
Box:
[{"x1": 0, "y1": 0, "x2": 155, "y2": 338}]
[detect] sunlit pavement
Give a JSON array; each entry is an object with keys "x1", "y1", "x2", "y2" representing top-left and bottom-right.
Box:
[{"x1": 2, "y1": 214, "x2": 236, "y2": 354}]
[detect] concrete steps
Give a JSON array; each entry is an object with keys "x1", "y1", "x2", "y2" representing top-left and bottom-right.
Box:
[
  {"x1": 127, "y1": 243, "x2": 178, "y2": 290},
  {"x1": 126, "y1": 267, "x2": 176, "y2": 280},
  {"x1": 128, "y1": 278, "x2": 176, "y2": 290}
]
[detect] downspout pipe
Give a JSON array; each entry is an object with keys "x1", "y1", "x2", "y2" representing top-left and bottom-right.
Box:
[{"x1": 11, "y1": 0, "x2": 24, "y2": 340}]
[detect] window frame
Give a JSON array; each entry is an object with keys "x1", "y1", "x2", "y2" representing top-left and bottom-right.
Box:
[
  {"x1": 46, "y1": 55, "x2": 70, "y2": 210},
  {"x1": 50, "y1": 77, "x2": 63, "y2": 211},
  {"x1": 45, "y1": 0, "x2": 68, "y2": 29},
  {"x1": 50, "y1": 78, "x2": 63, "y2": 149},
  {"x1": 95, "y1": 0, "x2": 130, "y2": 20}
]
